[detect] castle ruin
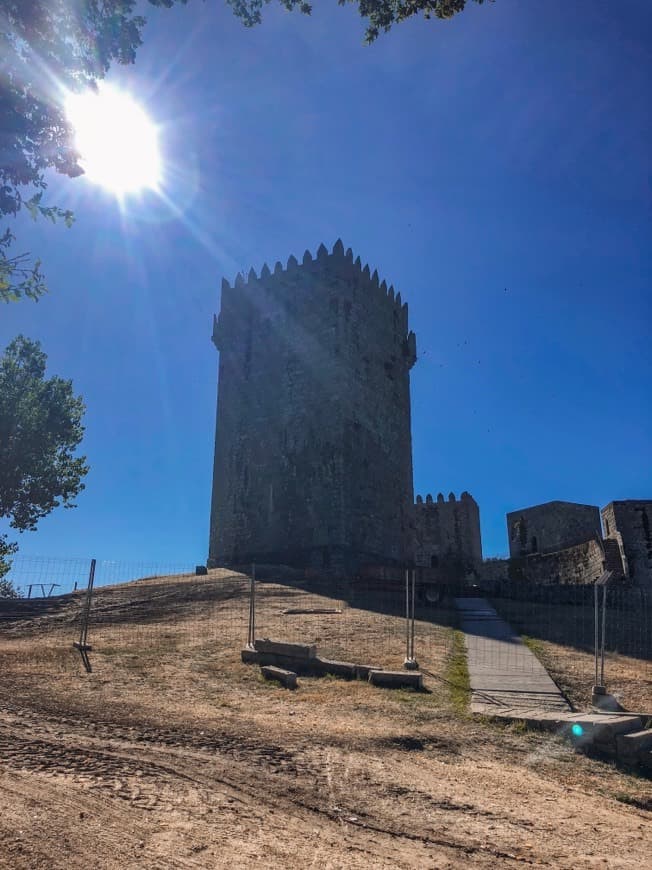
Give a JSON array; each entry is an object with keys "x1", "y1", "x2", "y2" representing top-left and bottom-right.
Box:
[
  {"x1": 208, "y1": 241, "x2": 417, "y2": 576},
  {"x1": 602, "y1": 500, "x2": 652, "y2": 588},
  {"x1": 506, "y1": 501, "x2": 602, "y2": 558}
]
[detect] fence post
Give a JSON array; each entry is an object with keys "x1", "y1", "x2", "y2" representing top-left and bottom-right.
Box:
[
  {"x1": 411, "y1": 568, "x2": 417, "y2": 660},
  {"x1": 247, "y1": 562, "x2": 256, "y2": 648},
  {"x1": 73, "y1": 558, "x2": 96, "y2": 673},
  {"x1": 404, "y1": 568, "x2": 410, "y2": 662},
  {"x1": 404, "y1": 567, "x2": 419, "y2": 670},
  {"x1": 600, "y1": 583, "x2": 607, "y2": 688},
  {"x1": 594, "y1": 581, "x2": 599, "y2": 688},
  {"x1": 592, "y1": 571, "x2": 613, "y2": 705}
]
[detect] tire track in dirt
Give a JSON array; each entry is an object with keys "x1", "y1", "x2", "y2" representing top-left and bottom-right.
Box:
[{"x1": 0, "y1": 704, "x2": 541, "y2": 866}]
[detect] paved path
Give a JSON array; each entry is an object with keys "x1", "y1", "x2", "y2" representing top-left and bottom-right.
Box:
[{"x1": 455, "y1": 597, "x2": 571, "y2": 716}]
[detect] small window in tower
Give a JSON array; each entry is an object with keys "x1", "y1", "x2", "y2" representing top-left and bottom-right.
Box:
[
  {"x1": 531, "y1": 535, "x2": 538, "y2": 553},
  {"x1": 431, "y1": 555, "x2": 439, "y2": 568},
  {"x1": 605, "y1": 519, "x2": 610, "y2": 535}
]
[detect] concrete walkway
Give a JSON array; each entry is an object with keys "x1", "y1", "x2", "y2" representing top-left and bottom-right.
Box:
[{"x1": 455, "y1": 598, "x2": 571, "y2": 716}]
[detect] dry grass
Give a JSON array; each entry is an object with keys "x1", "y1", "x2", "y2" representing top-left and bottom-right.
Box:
[{"x1": 1, "y1": 572, "x2": 651, "y2": 870}]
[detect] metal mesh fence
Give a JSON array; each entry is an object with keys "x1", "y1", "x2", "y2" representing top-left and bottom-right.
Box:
[
  {"x1": 0, "y1": 557, "x2": 650, "y2": 711},
  {"x1": 248, "y1": 572, "x2": 456, "y2": 671}
]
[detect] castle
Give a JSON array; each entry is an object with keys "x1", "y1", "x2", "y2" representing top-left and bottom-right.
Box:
[
  {"x1": 208, "y1": 241, "x2": 416, "y2": 576},
  {"x1": 207, "y1": 241, "x2": 650, "y2": 589}
]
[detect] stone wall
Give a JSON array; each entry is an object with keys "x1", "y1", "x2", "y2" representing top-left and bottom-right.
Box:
[
  {"x1": 506, "y1": 500, "x2": 601, "y2": 558},
  {"x1": 602, "y1": 500, "x2": 652, "y2": 588},
  {"x1": 479, "y1": 558, "x2": 510, "y2": 585},
  {"x1": 208, "y1": 240, "x2": 417, "y2": 575},
  {"x1": 414, "y1": 491, "x2": 482, "y2": 572},
  {"x1": 505, "y1": 537, "x2": 606, "y2": 586}
]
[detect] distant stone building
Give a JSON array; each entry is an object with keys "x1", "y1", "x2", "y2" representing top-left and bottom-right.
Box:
[
  {"x1": 414, "y1": 491, "x2": 482, "y2": 574},
  {"x1": 506, "y1": 500, "x2": 601, "y2": 558},
  {"x1": 602, "y1": 500, "x2": 652, "y2": 587},
  {"x1": 208, "y1": 240, "x2": 417, "y2": 576}
]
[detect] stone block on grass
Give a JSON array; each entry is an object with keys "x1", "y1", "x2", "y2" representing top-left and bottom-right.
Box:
[
  {"x1": 241, "y1": 647, "x2": 260, "y2": 665},
  {"x1": 368, "y1": 669, "x2": 423, "y2": 690},
  {"x1": 354, "y1": 664, "x2": 382, "y2": 680},
  {"x1": 313, "y1": 657, "x2": 357, "y2": 679},
  {"x1": 253, "y1": 638, "x2": 316, "y2": 659},
  {"x1": 261, "y1": 665, "x2": 298, "y2": 689}
]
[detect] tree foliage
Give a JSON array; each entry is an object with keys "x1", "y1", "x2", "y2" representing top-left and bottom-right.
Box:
[
  {"x1": 0, "y1": 335, "x2": 88, "y2": 576},
  {"x1": 0, "y1": 0, "x2": 184, "y2": 302},
  {"x1": 1, "y1": 0, "x2": 484, "y2": 301},
  {"x1": 227, "y1": 0, "x2": 488, "y2": 42}
]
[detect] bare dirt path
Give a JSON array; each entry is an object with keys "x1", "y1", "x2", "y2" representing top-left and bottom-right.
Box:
[{"x1": 1, "y1": 691, "x2": 650, "y2": 870}]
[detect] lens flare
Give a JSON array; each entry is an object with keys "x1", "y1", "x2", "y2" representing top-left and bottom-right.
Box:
[
  {"x1": 66, "y1": 83, "x2": 161, "y2": 195},
  {"x1": 571, "y1": 723, "x2": 584, "y2": 737}
]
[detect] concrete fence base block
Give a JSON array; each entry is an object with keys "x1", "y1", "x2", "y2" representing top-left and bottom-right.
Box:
[
  {"x1": 403, "y1": 658, "x2": 419, "y2": 671},
  {"x1": 242, "y1": 645, "x2": 385, "y2": 682},
  {"x1": 354, "y1": 664, "x2": 382, "y2": 680},
  {"x1": 241, "y1": 647, "x2": 259, "y2": 665},
  {"x1": 313, "y1": 657, "x2": 357, "y2": 679},
  {"x1": 241, "y1": 649, "x2": 316, "y2": 673},
  {"x1": 592, "y1": 689, "x2": 625, "y2": 712},
  {"x1": 368, "y1": 669, "x2": 423, "y2": 690},
  {"x1": 253, "y1": 638, "x2": 317, "y2": 660},
  {"x1": 261, "y1": 665, "x2": 298, "y2": 689}
]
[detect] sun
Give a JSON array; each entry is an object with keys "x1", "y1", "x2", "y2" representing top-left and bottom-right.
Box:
[{"x1": 65, "y1": 83, "x2": 161, "y2": 196}]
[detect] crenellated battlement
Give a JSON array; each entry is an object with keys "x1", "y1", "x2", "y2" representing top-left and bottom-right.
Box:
[
  {"x1": 415, "y1": 491, "x2": 477, "y2": 507},
  {"x1": 219, "y1": 239, "x2": 410, "y2": 330}
]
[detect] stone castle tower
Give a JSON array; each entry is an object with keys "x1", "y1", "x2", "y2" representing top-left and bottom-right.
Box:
[
  {"x1": 414, "y1": 492, "x2": 482, "y2": 573},
  {"x1": 208, "y1": 240, "x2": 417, "y2": 575}
]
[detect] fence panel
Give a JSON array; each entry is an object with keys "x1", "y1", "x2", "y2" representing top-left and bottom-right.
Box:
[{"x1": 1, "y1": 558, "x2": 649, "y2": 711}]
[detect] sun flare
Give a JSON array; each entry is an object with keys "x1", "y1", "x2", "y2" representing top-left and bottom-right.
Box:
[{"x1": 66, "y1": 84, "x2": 161, "y2": 195}]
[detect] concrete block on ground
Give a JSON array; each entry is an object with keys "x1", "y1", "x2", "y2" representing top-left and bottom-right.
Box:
[
  {"x1": 241, "y1": 647, "x2": 260, "y2": 664},
  {"x1": 368, "y1": 669, "x2": 423, "y2": 690},
  {"x1": 354, "y1": 664, "x2": 382, "y2": 680},
  {"x1": 242, "y1": 649, "x2": 315, "y2": 673},
  {"x1": 615, "y1": 729, "x2": 652, "y2": 762},
  {"x1": 588, "y1": 715, "x2": 643, "y2": 749},
  {"x1": 253, "y1": 638, "x2": 316, "y2": 659},
  {"x1": 526, "y1": 713, "x2": 643, "y2": 753},
  {"x1": 261, "y1": 665, "x2": 298, "y2": 689},
  {"x1": 591, "y1": 689, "x2": 624, "y2": 712},
  {"x1": 313, "y1": 657, "x2": 357, "y2": 679}
]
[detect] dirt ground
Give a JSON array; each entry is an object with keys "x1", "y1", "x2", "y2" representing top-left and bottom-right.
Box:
[{"x1": 0, "y1": 571, "x2": 650, "y2": 869}]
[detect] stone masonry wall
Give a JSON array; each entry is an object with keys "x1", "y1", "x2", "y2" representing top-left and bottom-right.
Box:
[
  {"x1": 506, "y1": 537, "x2": 606, "y2": 586},
  {"x1": 208, "y1": 240, "x2": 417, "y2": 575},
  {"x1": 506, "y1": 501, "x2": 601, "y2": 558},
  {"x1": 414, "y1": 491, "x2": 482, "y2": 571},
  {"x1": 602, "y1": 500, "x2": 652, "y2": 588}
]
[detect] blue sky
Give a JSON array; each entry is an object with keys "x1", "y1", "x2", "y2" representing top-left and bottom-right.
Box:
[{"x1": 1, "y1": 0, "x2": 650, "y2": 564}]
